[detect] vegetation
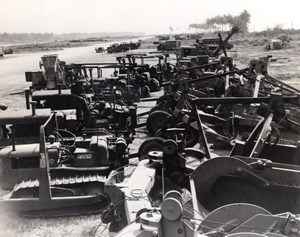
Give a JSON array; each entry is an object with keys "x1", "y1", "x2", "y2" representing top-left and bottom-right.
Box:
[
  {"x1": 0, "y1": 32, "x2": 144, "y2": 44},
  {"x1": 0, "y1": 32, "x2": 54, "y2": 43},
  {"x1": 254, "y1": 25, "x2": 300, "y2": 37},
  {"x1": 189, "y1": 10, "x2": 251, "y2": 32}
]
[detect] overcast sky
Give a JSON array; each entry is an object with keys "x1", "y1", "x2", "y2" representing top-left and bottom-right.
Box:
[{"x1": 0, "y1": 0, "x2": 299, "y2": 34}]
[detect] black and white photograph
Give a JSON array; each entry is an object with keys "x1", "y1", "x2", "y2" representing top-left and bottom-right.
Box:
[{"x1": 1, "y1": 0, "x2": 300, "y2": 236}]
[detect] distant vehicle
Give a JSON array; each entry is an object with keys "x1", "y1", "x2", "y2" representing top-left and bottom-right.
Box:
[
  {"x1": 188, "y1": 33, "x2": 204, "y2": 39},
  {"x1": 179, "y1": 26, "x2": 238, "y2": 59},
  {"x1": 157, "y1": 35, "x2": 170, "y2": 41},
  {"x1": 95, "y1": 47, "x2": 105, "y2": 53},
  {"x1": 3, "y1": 47, "x2": 13, "y2": 54},
  {"x1": 265, "y1": 35, "x2": 292, "y2": 50},
  {"x1": 106, "y1": 41, "x2": 141, "y2": 54},
  {"x1": 0, "y1": 47, "x2": 3, "y2": 57},
  {"x1": 174, "y1": 34, "x2": 187, "y2": 40},
  {"x1": 69, "y1": 39, "x2": 83, "y2": 43},
  {"x1": 83, "y1": 37, "x2": 104, "y2": 42},
  {"x1": 157, "y1": 40, "x2": 181, "y2": 51}
]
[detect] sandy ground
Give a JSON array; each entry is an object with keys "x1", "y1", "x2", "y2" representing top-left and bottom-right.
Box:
[
  {"x1": 0, "y1": 34, "x2": 300, "y2": 236},
  {"x1": 232, "y1": 35, "x2": 300, "y2": 89}
]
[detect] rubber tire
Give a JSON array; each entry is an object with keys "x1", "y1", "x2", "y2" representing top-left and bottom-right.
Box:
[
  {"x1": 149, "y1": 104, "x2": 163, "y2": 114},
  {"x1": 148, "y1": 78, "x2": 160, "y2": 92},
  {"x1": 146, "y1": 110, "x2": 171, "y2": 135},
  {"x1": 138, "y1": 137, "x2": 166, "y2": 160}
]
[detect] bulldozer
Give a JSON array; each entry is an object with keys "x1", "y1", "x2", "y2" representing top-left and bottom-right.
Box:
[{"x1": 0, "y1": 105, "x2": 129, "y2": 216}]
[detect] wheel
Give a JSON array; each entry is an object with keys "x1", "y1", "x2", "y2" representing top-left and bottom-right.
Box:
[
  {"x1": 185, "y1": 147, "x2": 206, "y2": 160},
  {"x1": 109, "y1": 221, "x2": 125, "y2": 233},
  {"x1": 177, "y1": 122, "x2": 199, "y2": 147},
  {"x1": 148, "y1": 78, "x2": 160, "y2": 92},
  {"x1": 146, "y1": 110, "x2": 171, "y2": 135},
  {"x1": 138, "y1": 137, "x2": 165, "y2": 160},
  {"x1": 149, "y1": 104, "x2": 163, "y2": 114},
  {"x1": 163, "y1": 139, "x2": 178, "y2": 155},
  {"x1": 267, "y1": 126, "x2": 280, "y2": 146},
  {"x1": 141, "y1": 86, "x2": 150, "y2": 97}
]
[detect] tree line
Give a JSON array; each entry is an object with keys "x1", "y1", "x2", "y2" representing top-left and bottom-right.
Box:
[
  {"x1": 189, "y1": 10, "x2": 251, "y2": 32},
  {"x1": 0, "y1": 32, "x2": 144, "y2": 43},
  {"x1": 0, "y1": 33, "x2": 54, "y2": 43}
]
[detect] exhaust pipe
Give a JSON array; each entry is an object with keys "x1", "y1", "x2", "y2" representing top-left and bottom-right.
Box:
[
  {"x1": 11, "y1": 127, "x2": 16, "y2": 151},
  {"x1": 25, "y1": 88, "x2": 30, "y2": 109},
  {"x1": 30, "y1": 101, "x2": 37, "y2": 116}
]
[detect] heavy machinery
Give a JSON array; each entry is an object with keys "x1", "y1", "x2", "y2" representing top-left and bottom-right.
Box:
[
  {"x1": 107, "y1": 42, "x2": 141, "y2": 54},
  {"x1": 157, "y1": 40, "x2": 181, "y2": 52},
  {"x1": 144, "y1": 57, "x2": 300, "y2": 150},
  {"x1": 0, "y1": 107, "x2": 129, "y2": 216},
  {"x1": 25, "y1": 54, "x2": 65, "y2": 90},
  {"x1": 25, "y1": 53, "x2": 173, "y2": 107},
  {"x1": 95, "y1": 47, "x2": 105, "y2": 53},
  {"x1": 3, "y1": 47, "x2": 13, "y2": 54},
  {"x1": 100, "y1": 101, "x2": 300, "y2": 236},
  {"x1": 24, "y1": 55, "x2": 139, "y2": 139},
  {"x1": 96, "y1": 54, "x2": 300, "y2": 231},
  {"x1": 116, "y1": 54, "x2": 166, "y2": 93},
  {"x1": 26, "y1": 54, "x2": 162, "y2": 101},
  {"x1": 179, "y1": 26, "x2": 238, "y2": 59},
  {"x1": 102, "y1": 139, "x2": 208, "y2": 231},
  {"x1": 30, "y1": 91, "x2": 137, "y2": 141},
  {"x1": 0, "y1": 107, "x2": 52, "y2": 148},
  {"x1": 158, "y1": 35, "x2": 170, "y2": 41},
  {"x1": 112, "y1": 191, "x2": 300, "y2": 237},
  {"x1": 265, "y1": 34, "x2": 292, "y2": 50},
  {"x1": 102, "y1": 137, "x2": 300, "y2": 236}
]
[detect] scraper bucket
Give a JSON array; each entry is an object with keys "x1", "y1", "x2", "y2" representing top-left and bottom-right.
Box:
[{"x1": 191, "y1": 156, "x2": 300, "y2": 215}]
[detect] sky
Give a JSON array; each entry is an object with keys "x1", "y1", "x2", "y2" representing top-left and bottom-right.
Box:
[{"x1": 0, "y1": 0, "x2": 299, "y2": 34}]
